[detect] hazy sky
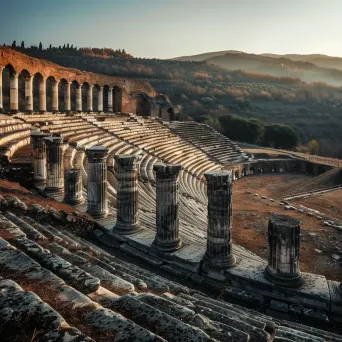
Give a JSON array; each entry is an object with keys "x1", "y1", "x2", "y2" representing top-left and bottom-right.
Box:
[{"x1": 0, "y1": 0, "x2": 341, "y2": 59}]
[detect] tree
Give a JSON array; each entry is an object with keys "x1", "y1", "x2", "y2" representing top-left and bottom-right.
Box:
[
  {"x1": 262, "y1": 124, "x2": 300, "y2": 149},
  {"x1": 66, "y1": 43, "x2": 70, "y2": 49},
  {"x1": 49, "y1": 44, "x2": 52, "y2": 50},
  {"x1": 62, "y1": 44, "x2": 66, "y2": 49},
  {"x1": 219, "y1": 114, "x2": 264, "y2": 144},
  {"x1": 308, "y1": 139, "x2": 320, "y2": 155},
  {"x1": 20, "y1": 41, "x2": 25, "y2": 49},
  {"x1": 39, "y1": 42, "x2": 43, "y2": 51},
  {"x1": 11, "y1": 40, "x2": 16, "y2": 48},
  {"x1": 71, "y1": 44, "x2": 74, "y2": 50}
]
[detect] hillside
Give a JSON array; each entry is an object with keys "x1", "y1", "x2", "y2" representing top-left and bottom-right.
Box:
[{"x1": 5, "y1": 45, "x2": 342, "y2": 157}]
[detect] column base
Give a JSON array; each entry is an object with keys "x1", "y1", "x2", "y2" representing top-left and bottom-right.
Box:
[
  {"x1": 202, "y1": 252, "x2": 236, "y2": 270},
  {"x1": 39, "y1": 110, "x2": 47, "y2": 114},
  {"x1": 77, "y1": 110, "x2": 82, "y2": 113},
  {"x1": 152, "y1": 237, "x2": 182, "y2": 253},
  {"x1": 86, "y1": 209, "x2": 108, "y2": 219},
  {"x1": 45, "y1": 187, "x2": 64, "y2": 195},
  {"x1": 25, "y1": 110, "x2": 33, "y2": 114},
  {"x1": 264, "y1": 267, "x2": 302, "y2": 288},
  {"x1": 65, "y1": 110, "x2": 71, "y2": 114},
  {"x1": 113, "y1": 221, "x2": 141, "y2": 235},
  {"x1": 52, "y1": 110, "x2": 59, "y2": 114},
  {"x1": 10, "y1": 110, "x2": 19, "y2": 114},
  {"x1": 64, "y1": 197, "x2": 85, "y2": 206},
  {"x1": 33, "y1": 178, "x2": 46, "y2": 186}
]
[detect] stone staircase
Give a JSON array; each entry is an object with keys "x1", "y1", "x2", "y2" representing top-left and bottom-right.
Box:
[{"x1": 1, "y1": 210, "x2": 341, "y2": 341}]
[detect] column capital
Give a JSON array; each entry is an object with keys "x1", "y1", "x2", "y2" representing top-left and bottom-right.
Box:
[
  {"x1": 43, "y1": 136, "x2": 63, "y2": 146},
  {"x1": 204, "y1": 170, "x2": 233, "y2": 186},
  {"x1": 86, "y1": 146, "x2": 108, "y2": 163},
  {"x1": 108, "y1": 87, "x2": 113, "y2": 91},
  {"x1": 153, "y1": 163, "x2": 183, "y2": 179},
  {"x1": 88, "y1": 84, "x2": 94, "y2": 89},
  {"x1": 99, "y1": 86, "x2": 104, "y2": 90},
  {"x1": 114, "y1": 154, "x2": 140, "y2": 171}
]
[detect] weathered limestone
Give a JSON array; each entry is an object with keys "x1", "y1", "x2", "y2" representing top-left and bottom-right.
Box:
[
  {"x1": 43, "y1": 136, "x2": 65, "y2": 194},
  {"x1": 31, "y1": 132, "x2": 50, "y2": 185},
  {"x1": 0, "y1": 66, "x2": 3, "y2": 112},
  {"x1": 265, "y1": 214, "x2": 302, "y2": 287},
  {"x1": 51, "y1": 80, "x2": 58, "y2": 113},
  {"x1": 76, "y1": 84, "x2": 82, "y2": 112},
  {"x1": 87, "y1": 85, "x2": 93, "y2": 113},
  {"x1": 113, "y1": 154, "x2": 141, "y2": 235},
  {"x1": 98, "y1": 86, "x2": 103, "y2": 112},
  {"x1": 64, "y1": 169, "x2": 84, "y2": 205},
  {"x1": 24, "y1": 76, "x2": 33, "y2": 113},
  {"x1": 86, "y1": 146, "x2": 108, "y2": 219},
  {"x1": 152, "y1": 163, "x2": 183, "y2": 252},
  {"x1": 108, "y1": 87, "x2": 113, "y2": 112},
  {"x1": 10, "y1": 74, "x2": 19, "y2": 113},
  {"x1": 202, "y1": 170, "x2": 236, "y2": 271},
  {"x1": 39, "y1": 78, "x2": 46, "y2": 113},
  {"x1": 64, "y1": 82, "x2": 71, "y2": 113}
]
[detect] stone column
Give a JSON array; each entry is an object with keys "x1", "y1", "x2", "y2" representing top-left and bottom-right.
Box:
[
  {"x1": 43, "y1": 136, "x2": 65, "y2": 194},
  {"x1": 76, "y1": 85, "x2": 82, "y2": 112},
  {"x1": 152, "y1": 163, "x2": 183, "y2": 252},
  {"x1": 86, "y1": 146, "x2": 108, "y2": 219},
  {"x1": 52, "y1": 80, "x2": 59, "y2": 113},
  {"x1": 39, "y1": 78, "x2": 46, "y2": 113},
  {"x1": 64, "y1": 169, "x2": 84, "y2": 205},
  {"x1": 108, "y1": 87, "x2": 113, "y2": 112},
  {"x1": 113, "y1": 154, "x2": 141, "y2": 234},
  {"x1": 202, "y1": 170, "x2": 236, "y2": 271},
  {"x1": 25, "y1": 76, "x2": 33, "y2": 113},
  {"x1": 265, "y1": 215, "x2": 302, "y2": 287},
  {"x1": 10, "y1": 74, "x2": 19, "y2": 113},
  {"x1": 64, "y1": 82, "x2": 71, "y2": 113},
  {"x1": 31, "y1": 132, "x2": 50, "y2": 184},
  {"x1": 87, "y1": 85, "x2": 93, "y2": 113},
  {"x1": 98, "y1": 86, "x2": 103, "y2": 112},
  {"x1": 0, "y1": 66, "x2": 4, "y2": 112}
]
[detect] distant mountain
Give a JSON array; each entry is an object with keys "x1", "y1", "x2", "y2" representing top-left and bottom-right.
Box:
[{"x1": 173, "y1": 51, "x2": 342, "y2": 86}]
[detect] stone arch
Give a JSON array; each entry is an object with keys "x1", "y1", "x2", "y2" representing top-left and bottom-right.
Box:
[
  {"x1": 113, "y1": 86, "x2": 122, "y2": 112},
  {"x1": 18, "y1": 69, "x2": 31, "y2": 112},
  {"x1": 2, "y1": 64, "x2": 16, "y2": 112}
]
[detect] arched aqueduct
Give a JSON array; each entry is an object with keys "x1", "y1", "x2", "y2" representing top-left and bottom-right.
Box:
[{"x1": 0, "y1": 47, "x2": 156, "y2": 114}]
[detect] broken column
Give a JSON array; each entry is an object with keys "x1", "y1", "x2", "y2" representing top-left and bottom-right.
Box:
[
  {"x1": 64, "y1": 169, "x2": 84, "y2": 205},
  {"x1": 43, "y1": 136, "x2": 65, "y2": 194},
  {"x1": 86, "y1": 146, "x2": 108, "y2": 219},
  {"x1": 39, "y1": 78, "x2": 46, "y2": 113},
  {"x1": 265, "y1": 214, "x2": 302, "y2": 287},
  {"x1": 202, "y1": 170, "x2": 236, "y2": 271},
  {"x1": 52, "y1": 80, "x2": 59, "y2": 113},
  {"x1": 113, "y1": 154, "x2": 140, "y2": 234},
  {"x1": 31, "y1": 131, "x2": 50, "y2": 184},
  {"x1": 10, "y1": 73, "x2": 19, "y2": 113},
  {"x1": 108, "y1": 87, "x2": 113, "y2": 112},
  {"x1": 87, "y1": 85, "x2": 93, "y2": 113},
  {"x1": 152, "y1": 163, "x2": 183, "y2": 252},
  {"x1": 25, "y1": 76, "x2": 33, "y2": 113}
]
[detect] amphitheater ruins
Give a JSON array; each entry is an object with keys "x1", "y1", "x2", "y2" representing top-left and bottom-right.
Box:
[{"x1": 0, "y1": 47, "x2": 341, "y2": 341}]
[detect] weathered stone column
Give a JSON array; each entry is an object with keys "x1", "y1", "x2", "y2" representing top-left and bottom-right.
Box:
[
  {"x1": 25, "y1": 76, "x2": 33, "y2": 113},
  {"x1": 0, "y1": 66, "x2": 4, "y2": 112},
  {"x1": 64, "y1": 82, "x2": 71, "y2": 113},
  {"x1": 64, "y1": 169, "x2": 84, "y2": 205},
  {"x1": 39, "y1": 78, "x2": 46, "y2": 113},
  {"x1": 108, "y1": 87, "x2": 113, "y2": 112},
  {"x1": 87, "y1": 85, "x2": 93, "y2": 113},
  {"x1": 10, "y1": 74, "x2": 19, "y2": 113},
  {"x1": 265, "y1": 215, "x2": 302, "y2": 287},
  {"x1": 202, "y1": 170, "x2": 236, "y2": 271},
  {"x1": 86, "y1": 146, "x2": 108, "y2": 219},
  {"x1": 98, "y1": 86, "x2": 103, "y2": 112},
  {"x1": 152, "y1": 163, "x2": 183, "y2": 252},
  {"x1": 113, "y1": 154, "x2": 141, "y2": 234},
  {"x1": 43, "y1": 136, "x2": 65, "y2": 194},
  {"x1": 76, "y1": 85, "x2": 82, "y2": 112},
  {"x1": 52, "y1": 80, "x2": 59, "y2": 113},
  {"x1": 31, "y1": 132, "x2": 50, "y2": 184}
]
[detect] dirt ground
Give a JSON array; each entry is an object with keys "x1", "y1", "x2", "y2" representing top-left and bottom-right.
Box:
[{"x1": 232, "y1": 174, "x2": 342, "y2": 281}]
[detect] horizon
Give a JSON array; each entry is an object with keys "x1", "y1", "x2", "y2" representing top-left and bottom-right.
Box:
[{"x1": 0, "y1": 0, "x2": 341, "y2": 59}]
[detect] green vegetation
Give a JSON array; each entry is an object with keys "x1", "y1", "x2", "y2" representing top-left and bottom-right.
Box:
[{"x1": 4, "y1": 42, "x2": 342, "y2": 157}]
